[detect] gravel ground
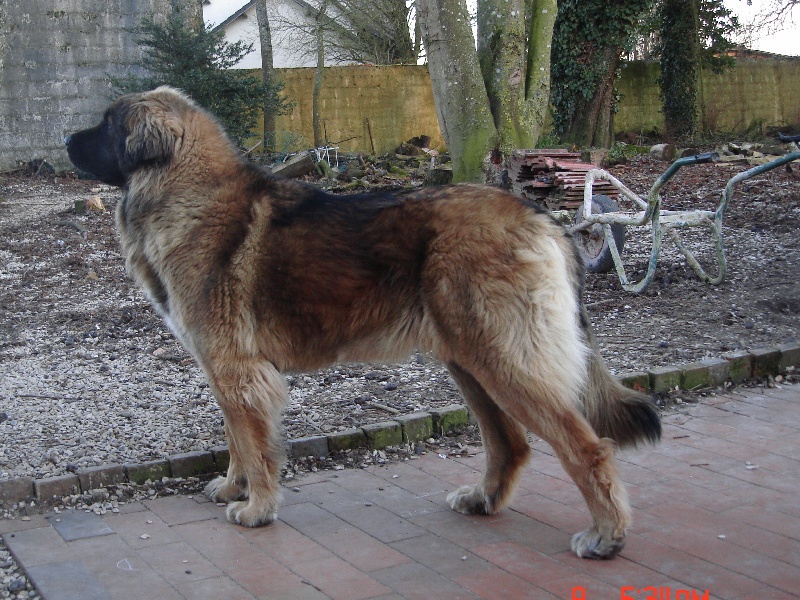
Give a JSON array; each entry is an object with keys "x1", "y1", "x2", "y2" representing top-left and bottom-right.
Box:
[
  {"x1": 0, "y1": 151, "x2": 798, "y2": 485},
  {"x1": 0, "y1": 541, "x2": 34, "y2": 599}
]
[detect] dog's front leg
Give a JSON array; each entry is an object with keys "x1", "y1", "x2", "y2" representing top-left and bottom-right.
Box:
[{"x1": 203, "y1": 359, "x2": 287, "y2": 527}]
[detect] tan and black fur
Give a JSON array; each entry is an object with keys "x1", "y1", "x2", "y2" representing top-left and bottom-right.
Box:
[{"x1": 66, "y1": 87, "x2": 660, "y2": 559}]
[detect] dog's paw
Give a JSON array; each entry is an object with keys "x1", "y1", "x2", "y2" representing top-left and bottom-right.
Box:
[
  {"x1": 571, "y1": 527, "x2": 625, "y2": 559},
  {"x1": 447, "y1": 485, "x2": 494, "y2": 515},
  {"x1": 204, "y1": 476, "x2": 247, "y2": 503},
  {"x1": 225, "y1": 500, "x2": 277, "y2": 528}
]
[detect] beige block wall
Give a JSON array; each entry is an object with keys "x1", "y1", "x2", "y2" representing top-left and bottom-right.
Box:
[
  {"x1": 262, "y1": 59, "x2": 800, "y2": 156},
  {"x1": 271, "y1": 65, "x2": 445, "y2": 155},
  {"x1": 616, "y1": 59, "x2": 800, "y2": 136}
]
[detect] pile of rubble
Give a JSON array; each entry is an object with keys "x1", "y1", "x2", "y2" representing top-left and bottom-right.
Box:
[
  {"x1": 266, "y1": 136, "x2": 448, "y2": 187},
  {"x1": 714, "y1": 141, "x2": 798, "y2": 166}
]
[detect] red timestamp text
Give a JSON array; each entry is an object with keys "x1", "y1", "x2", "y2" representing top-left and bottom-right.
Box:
[{"x1": 571, "y1": 585, "x2": 711, "y2": 600}]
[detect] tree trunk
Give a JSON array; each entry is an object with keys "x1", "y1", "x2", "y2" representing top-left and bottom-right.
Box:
[
  {"x1": 522, "y1": 1, "x2": 558, "y2": 145},
  {"x1": 418, "y1": 0, "x2": 496, "y2": 182},
  {"x1": 255, "y1": 0, "x2": 276, "y2": 152},
  {"x1": 313, "y1": 3, "x2": 327, "y2": 147},
  {"x1": 477, "y1": 0, "x2": 528, "y2": 149},
  {"x1": 476, "y1": 0, "x2": 556, "y2": 151},
  {"x1": 660, "y1": 0, "x2": 699, "y2": 140},
  {"x1": 564, "y1": 47, "x2": 619, "y2": 148},
  {"x1": 413, "y1": 13, "x2": 422, "y2": 61},
  {"x1": 551, "y1": 0, "x2": 654, "y2": 149}
]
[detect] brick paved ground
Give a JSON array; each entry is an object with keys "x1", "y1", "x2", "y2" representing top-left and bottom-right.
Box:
[{"x1": 3, "y1": 384, "x2": 800, "y2": 600}]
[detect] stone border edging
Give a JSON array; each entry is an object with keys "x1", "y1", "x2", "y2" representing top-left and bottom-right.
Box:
[{"x1": 2, "y1": 343, "x2": 798, "y2": 508}]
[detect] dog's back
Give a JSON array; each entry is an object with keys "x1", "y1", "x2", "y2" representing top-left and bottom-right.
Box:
[{"x1": 65, "y1": 86, "x2": 660, "y2": 559}]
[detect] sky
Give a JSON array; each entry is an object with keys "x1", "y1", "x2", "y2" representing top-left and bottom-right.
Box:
[
  {"x1": 723, "y1": 0, "x2": 799, "y2": 55},
  {"x1": 202, "y1": 0, "x2": 799, "y2": 57}
]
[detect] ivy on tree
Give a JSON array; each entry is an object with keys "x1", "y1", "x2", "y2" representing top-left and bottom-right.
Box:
[
  {"x1": 659, "y1": 0, "x2": 739, "y2": 140},
  {"x1": 550, "y1": 0, "x2": 654, "y2": 148},
  {"x1": 551, "y1": 0, "x2": 739, "y2": 147}
]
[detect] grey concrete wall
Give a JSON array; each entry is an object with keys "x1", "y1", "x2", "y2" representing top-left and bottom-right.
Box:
[{"x1": 0, "y1": 0, "x2": 175, "y2": 171}]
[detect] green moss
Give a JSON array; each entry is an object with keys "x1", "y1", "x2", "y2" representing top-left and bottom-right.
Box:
[
  {"x1": 649, "y1": 366, "x2": 682, "y2": 393},
  {"x1": 362, "y1": 421, "x2": 403, "y2": 449},
  {"x1": 722, "y1": 351, "x2": 753, "y2": 383},
  {"x1": 430, "y1": 405, "x2": 470, "y2": 434},
  {"x1": 327, "y1": 428, "x2": 367, "y2": 452},
  {"x1": 453, "y1": 127, "x2": 496, "y2": 183},
  {"x1": 679, "y1": 362, "x2": 711, "y2": 390},
  {"x1": 397, "y1": 412, "x2": 433, "y2": 443}
]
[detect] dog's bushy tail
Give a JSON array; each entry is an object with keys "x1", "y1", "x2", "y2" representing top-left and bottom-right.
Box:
[{"x1": 579, "y1": 308, "x2": 661, "y2": 448}]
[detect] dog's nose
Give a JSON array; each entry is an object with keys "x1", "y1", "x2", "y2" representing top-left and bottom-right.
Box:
[{"x1": 64, "y1": 134, "x2": 72, "y2": 147}]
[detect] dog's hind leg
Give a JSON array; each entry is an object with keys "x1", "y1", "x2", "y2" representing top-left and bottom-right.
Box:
[
  {"x1": 423, "y1": 206, "x2": 632, "y2": 557},
  {"x1": 445, "y1": 362, "x2": 530, "y2": 515},
  {"x1": 203, "y1": 359, "x2": 287, "y2": 527},
  {"x1": 434, "y1": 283, "x2": 630, "y2": 556},
  {"x1": 477, "y1": 369, "x2": 631, "y2": 559}
]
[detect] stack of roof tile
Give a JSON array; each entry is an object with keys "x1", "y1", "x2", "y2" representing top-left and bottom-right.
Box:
[{"x1": 509, "y1": 149, "x2": 618, "y2": 210}]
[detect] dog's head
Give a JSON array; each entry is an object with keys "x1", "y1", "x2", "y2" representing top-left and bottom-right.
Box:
[{"x1": 65, "y1": 86, "x2": 194, "y2": 187}]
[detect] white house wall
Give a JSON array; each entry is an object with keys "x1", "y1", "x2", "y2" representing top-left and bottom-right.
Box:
[
  {"x1": 203, "y1": 0, "x2": 250, "y2": 28},
  {"x1": 204, "y1": 0, "x2": 348, "y2": 69}
]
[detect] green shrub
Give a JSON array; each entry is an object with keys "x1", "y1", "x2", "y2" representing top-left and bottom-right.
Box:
[{"x1": 112, "y1": 13, "x2": 292, "y2": 147}]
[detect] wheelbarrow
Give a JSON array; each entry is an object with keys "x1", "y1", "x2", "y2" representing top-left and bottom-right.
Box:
[{"x1": 570, "y1": 135, "x2": 800, "y2": 293}]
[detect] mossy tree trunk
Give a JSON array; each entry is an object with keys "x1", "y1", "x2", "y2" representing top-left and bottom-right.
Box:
[
  {"x1": 255, "y1": 0, "x2": 277, "y2": 152},
  {"x1": 418, "y1": 0, "x2": 557, "y2": 183},
  {"x1": 550, "y1": 0, "x2": 654, "y2": 149},
  {"x1": 660, "y1": 0, "x2": 699, "y2": 141},
  {"x1": 562, "y1": 46, "x2": 619, "y2": 148},
  {"x1": 523, "y1": 2, "x2": 558, "y2": 145},
  {"x1": 418, "y1": 0, "x2": 496, "y2": 182},
  {"x1": 478, "y1": 0, "x2": 556, "y2": 151},
  {"x1": 313, "y1": 1, "x2": 328, "y2": 148}
]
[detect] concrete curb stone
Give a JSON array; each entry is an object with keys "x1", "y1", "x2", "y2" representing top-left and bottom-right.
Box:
[
  {"x1": 619, "y1": 372, "x2": 650, "y2": 392},
  {"x1": 751, "y1": 346, "x2": 782, "y2": 378},
  {"x1": 702, "y1": 357, "x2": 730, "y2": 387},
  {"x1": 722, "y1": 350, "x2": 754, "y2": 383},
  {"x1": 288, "y1": 435, "x2": 329, "y2": 459},
  {"x1": 168, "y1": 451, "x2": 215, "y2": 479},
  {"x1": 430, "y1": 404, "x2": 470, "y2": 434},
  {"x1": 362, "y1": 421, "x2": 403, "y2": 449},
  {"x1": 779, "y1": 343, "x2": 800, "y2": 372},
  {"x1": 0, "y1": 477, "x2": 34, "y2": 505},
  {"x1": 1, "y1": 344, "x2": 799, "y2": 509},
  {"x1": 210, "y1": 445, "x2": 230, "y2": 472},
  {"x1": 679, "y1": 362, "x2": 710, "y2": 390},
  {"x1": 124, "y1": 459, "x2": 170, "y2": 485},
  {"x1": 75, "y1": 464, "x2": 124, "y2": 492},
  {"x1": 649, "y1": 366, "x2": 682, "y2": 393},
  {"x1": 327, "y1": 427, "x2": 368, "y2": 452},
  {"x1": 395, "y1": 411, "x2": 434, "y2": 443},
  {"x1": 34, "y1": 474, "x2": 80, "y2": 503}
]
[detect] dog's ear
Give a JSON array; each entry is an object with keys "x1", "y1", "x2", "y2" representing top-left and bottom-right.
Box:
[{"x1": 117, "y1": 99, "x2": 184, "y2": 173}]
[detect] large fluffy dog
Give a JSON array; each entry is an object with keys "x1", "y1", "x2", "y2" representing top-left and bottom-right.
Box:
[{"x1": 66, "y1": 87, "x2": 660, "y2": 559}]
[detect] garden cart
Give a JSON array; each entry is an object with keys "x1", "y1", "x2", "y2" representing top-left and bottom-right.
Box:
[{"x1": 571, "y1": 134, "x2": 800, "y2": 293}]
